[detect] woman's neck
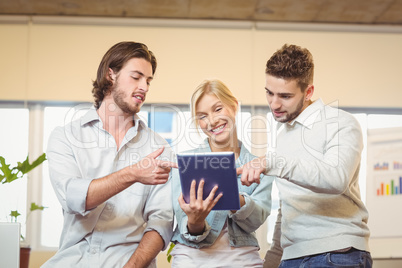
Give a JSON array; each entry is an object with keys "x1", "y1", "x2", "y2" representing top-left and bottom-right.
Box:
[{"x1": 208, "y1": 132, "x2": 241, "y2": 159}]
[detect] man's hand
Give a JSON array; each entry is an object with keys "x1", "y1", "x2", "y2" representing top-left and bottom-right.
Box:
[
  {"x1": 178, "y1": 179, "x2": 222, "y2": 235},
  {"x1": 237, "y1": 156, "x2": 267, "y2": 186},
  {"x1": 86, "y1": 147, "x2": 178, "y2": 210},
  {"x1": 131, "y1": 147, "x2": 178, "y2": 185}
]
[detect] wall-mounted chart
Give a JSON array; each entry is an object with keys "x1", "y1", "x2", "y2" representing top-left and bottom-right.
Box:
[
  {"x1": 366, "y1": 127, "x2": 402, "y2": 239},
  {"x1": 375, "y1": 174, "x2": 401, "y2": 196}
]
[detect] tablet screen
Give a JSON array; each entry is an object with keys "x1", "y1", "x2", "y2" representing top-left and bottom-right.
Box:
[{"x1": 177, "y1": 152, "x2": 240, "y2": 210}]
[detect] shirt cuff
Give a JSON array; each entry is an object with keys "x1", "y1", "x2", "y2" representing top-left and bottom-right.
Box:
[
  {"x1": 144, "y1": 218, "x2": 174, "y2": 251},
  {"x1": 180, "y1": 219, "x2": 212, "y2": 242},
  {"x1": 229, "y1": 193, "x2": 255, "y2": 220},
  {"x1": 65, "y1": 178, "x2": 93, "y2": 215}
]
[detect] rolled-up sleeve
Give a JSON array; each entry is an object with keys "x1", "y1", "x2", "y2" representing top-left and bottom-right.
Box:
[
  {"x1": 47, "y1": 126, "x2": 93, "y2": 215},
  {"x1": 143, "y1": 175, "x2": 175, "y2": 250},
  {"x1": 180, "y1": 219, "x2": 212, "y2": 242}
]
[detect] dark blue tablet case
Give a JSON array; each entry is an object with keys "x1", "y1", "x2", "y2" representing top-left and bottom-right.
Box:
[{"x1": 177, "y1": 152, "x2": 240, "y2": 210}]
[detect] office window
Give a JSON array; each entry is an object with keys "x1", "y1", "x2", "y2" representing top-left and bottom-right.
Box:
[
  {"x1": 150, "y1": 111, "x2": 175, "y2": 147},
  {"x1": 0, "y1": 108, "x2": 29, "y2": 237},
  {"x1": 367, "y1": 114, "x2": 402, "y2": 129}
]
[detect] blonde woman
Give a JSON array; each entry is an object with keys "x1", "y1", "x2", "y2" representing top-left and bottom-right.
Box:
[{"x1": 170, "y1": 79, "x2": 275, "y2": 267}]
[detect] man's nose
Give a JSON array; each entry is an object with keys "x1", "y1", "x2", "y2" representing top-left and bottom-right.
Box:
[
  {"x1": 139, "y1": 79, "x2": 149, "y2": 93},
  {"x1": 270, "y1": 97, "x2": 281, "y2": 110}
]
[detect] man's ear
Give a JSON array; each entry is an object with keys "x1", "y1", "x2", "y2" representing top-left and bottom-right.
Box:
[
  {"x1": 305, "y1": 84, "x2": 314, "y2": 101},
  {"x1": 108, "y1": 68, "x2": 116, "y2": 82}
]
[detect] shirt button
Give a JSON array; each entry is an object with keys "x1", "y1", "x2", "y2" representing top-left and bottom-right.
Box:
[{"x1": 92, "y1": 249, "x2": 97, "y2": 254}]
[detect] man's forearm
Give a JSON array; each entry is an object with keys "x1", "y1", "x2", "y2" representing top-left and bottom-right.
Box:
[
  {"x1": 86, "y1": 167, "x2": 132, "y2": 210},
  {"x1": 124, "y1": 230, "x2": 164, "y2": 268}
]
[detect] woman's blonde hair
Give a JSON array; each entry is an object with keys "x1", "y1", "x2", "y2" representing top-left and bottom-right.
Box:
[{"x1": 190, "y1": 79, "x2": 238, "y2": 129}]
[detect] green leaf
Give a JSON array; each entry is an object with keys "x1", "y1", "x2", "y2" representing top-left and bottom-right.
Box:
[
  {"x1": 0, "y1": 156, "x2": 19, "y2": 184},
  {"x1": 10, "y1": 210, "x2": 21, "y2": 222},
  {"x1": 30, "y1": 202, "x2": 46, "y2": 212},
  {"x1": 16, "y1": 153, "x2": 47, "y2": 175},
  {"x1": 166, "y1": 242, "x2": 175, "y2": 263}
]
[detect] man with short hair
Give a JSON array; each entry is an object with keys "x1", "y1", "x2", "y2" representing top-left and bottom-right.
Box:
[
  {"x1": 239, "y1": 44, "x2": 372, "y2": 268},
  {"x1": 43, "y1": 41, "x2": 177, "y2": 268}
]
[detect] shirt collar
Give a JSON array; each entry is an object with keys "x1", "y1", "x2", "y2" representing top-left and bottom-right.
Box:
[
  {"x1": 80, "y1": 105, "x2": 147, "y2": 130},
  {"x1": 288, "y1": 98, "x2": 324, "y2": 129},
  {"x1": 80, "y1": 106, "x2": 99, "y2": 126}
]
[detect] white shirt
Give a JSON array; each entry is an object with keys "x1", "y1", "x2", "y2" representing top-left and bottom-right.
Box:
[
  {"x1": 42, "y1": 107, "x2": 175, "y2": 268},
  {"x1": 264, "y1": 99, "x2": 370, "y2": 261}
]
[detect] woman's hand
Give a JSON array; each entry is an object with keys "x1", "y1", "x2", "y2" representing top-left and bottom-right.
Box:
[{"x1": 178, "y1": 179, "x2": 223, "y2": 235}]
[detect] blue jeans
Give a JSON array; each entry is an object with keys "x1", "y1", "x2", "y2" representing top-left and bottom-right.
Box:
[{"x1": 278, "y1": 248, "x2": 372, "y2": 268}]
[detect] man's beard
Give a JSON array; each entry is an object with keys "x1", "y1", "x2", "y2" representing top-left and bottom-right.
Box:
[
  {"x1": 112, "y1": 85, "x2": 141, "y2": 115},
  {"x1": 273, "y1": 97, "x2": 304, "y2": 123}
]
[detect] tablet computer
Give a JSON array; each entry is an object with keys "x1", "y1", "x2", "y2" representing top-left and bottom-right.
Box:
[{"x1": 177, "y1": 151, "x2": 240, "y2": 210}]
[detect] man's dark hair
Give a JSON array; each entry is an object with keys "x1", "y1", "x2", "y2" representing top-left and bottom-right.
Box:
[
  {"x1": 92, "y1": 41, "x2": 157, "y2": 109},
  {"x1": 266, "y1": 44, "x2": 314, "y2": 92}
]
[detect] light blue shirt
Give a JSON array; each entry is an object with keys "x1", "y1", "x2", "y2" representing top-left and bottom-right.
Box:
[
  {"x1": 171, "y1": 139, "x2": 274, "y2": 249},
  {"x1": 42, "y1": 107, "x2": 175, "y2": 268}
]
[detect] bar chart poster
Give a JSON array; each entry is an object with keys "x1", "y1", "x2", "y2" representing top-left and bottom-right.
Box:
[{"x1": 366, "y1": 127, "x2": 402, "y2": 238}]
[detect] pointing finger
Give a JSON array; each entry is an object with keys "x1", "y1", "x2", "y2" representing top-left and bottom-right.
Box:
[{"x1": 157, "y1": 160, "x2": 178, "y2": 169}]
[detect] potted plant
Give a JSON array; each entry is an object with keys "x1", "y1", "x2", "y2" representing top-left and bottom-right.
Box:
[{"x1": 0, "y1": 153, "x2": 47, "y2": 268}]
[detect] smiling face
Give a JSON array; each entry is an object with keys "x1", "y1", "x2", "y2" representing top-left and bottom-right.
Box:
[
  {"x1": 109, "y1": 57, "x2": 153, "y2": 115},
  {"x1": 196, "y1": 93, "x2": 237, "y2": 150},
  {"x1": 265, "y1": 74, "x2": 314, "y2": 123}
]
